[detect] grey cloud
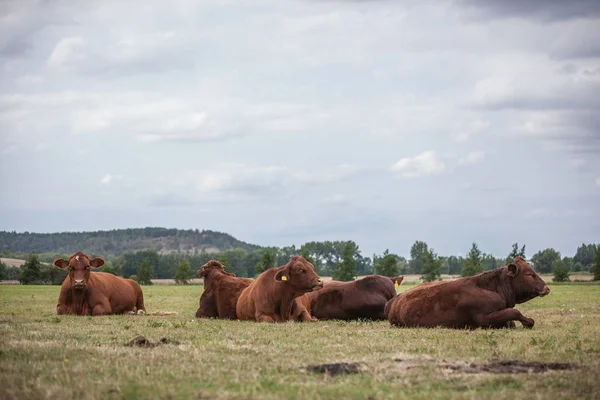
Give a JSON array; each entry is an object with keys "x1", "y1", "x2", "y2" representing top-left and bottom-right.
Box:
[
  {"x1": 0, "y1": 36, "x2": 31, "y2": 58},
  {"x1": 455, "y1": 0, "x2": 600, "y2": 22}
]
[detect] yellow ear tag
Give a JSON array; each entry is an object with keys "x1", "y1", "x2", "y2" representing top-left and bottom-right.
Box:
[
  {"x1": 281, "y1": 275, "x2": 287, "y2": 281},
  {"x1": 394, "y1": 282, "x2": 399, "y2": 288}
]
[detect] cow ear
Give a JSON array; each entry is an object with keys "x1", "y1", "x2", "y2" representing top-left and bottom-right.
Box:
[
  {"x1": 507, "y1": 263, "x2": 518, "y2": 277},
  {"x1": 275, "y1": 267, "x2": 289, "y2": 282},
  {"x1": 53, "y1": 258, "x2": 69, "y2": 269},
  {"x1": 90, "y1": 258, "x2": 105, "y2": 268}
]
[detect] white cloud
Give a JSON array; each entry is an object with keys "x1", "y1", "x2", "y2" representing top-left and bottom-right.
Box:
[
  {"x1": 47, "y1": 37, "x2": 86, "y2": 69},
  {"x1": 453, "y1": 119, "x2": 490, "y2": 142},
  {"x1": 569, "y1": 158, "x2": 586, "y2": 169},
  {"x1": 293, "y1": 164, "x2": 358, "y2": 184},
  {"x1": 391, "y1": 151, "x2": 445, "y2": 178},
  {"x1": 459, "y1": 151, "x2": 485, "y2": 165},
  {"x1": 100, "y1": 174, "x2": 122, "y2": 186},
  {"x1": 16, "y1": 75, "x2": 44, "y2": 85}
]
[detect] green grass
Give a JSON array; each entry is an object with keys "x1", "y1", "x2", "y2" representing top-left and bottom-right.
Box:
[{"x1": 1, "y1": 284, "x2": 599, "y2": 399}]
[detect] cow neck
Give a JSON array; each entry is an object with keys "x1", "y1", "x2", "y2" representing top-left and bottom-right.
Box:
[
  {"x1": 471, "y1": 268, "x2": 516, "y2": 308},
  {"x1": 277, "y1": 286, "x2": 305, "y2": 321},
  {"x1": 70, "y1": 282, "x2": 89, "y2": 315}
]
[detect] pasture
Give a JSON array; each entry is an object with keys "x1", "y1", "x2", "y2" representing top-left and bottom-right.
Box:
[{"x1": 1, "y1": 283, "x2": 599, "y2": 400}]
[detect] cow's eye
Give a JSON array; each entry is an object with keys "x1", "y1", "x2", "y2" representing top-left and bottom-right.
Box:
[{"x1": 300, "y1": 269, "x2": 306, "y2": 273}]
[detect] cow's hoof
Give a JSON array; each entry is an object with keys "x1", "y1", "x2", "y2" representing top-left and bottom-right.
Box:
[
  {"x1": 310, "y1": 317, "x2": 319, "y2": 322},
  {"x1": 136, "y1": 310, "x2": 146, "y2": 316},
  {"x1": 126, "y1": 311, "x2": 136, "y2": 315},
  {"x1": 522, "y1": 318, "x2": 534, "y2": 329}
]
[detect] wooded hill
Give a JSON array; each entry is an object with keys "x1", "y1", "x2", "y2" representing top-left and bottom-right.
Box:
[{"x1": 0, "y1": 228, "x2": 261, "y2": 257}]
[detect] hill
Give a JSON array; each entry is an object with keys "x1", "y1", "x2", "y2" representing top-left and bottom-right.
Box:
[{"x1": 0, "y1": 227, "x2": 262, "y2": 257}]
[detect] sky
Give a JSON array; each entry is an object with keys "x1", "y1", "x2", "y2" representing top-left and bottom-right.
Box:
[{"x1": 1, "y1": 0, "x2": 599, "y2": 258}]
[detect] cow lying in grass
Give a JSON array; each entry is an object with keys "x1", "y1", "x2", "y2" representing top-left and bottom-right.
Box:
[
  {"x1": 293, "y1": 275, "x2": 400, "y2": 321},
  {"x1": 385, "y1": 257, "x2": 550, "y2": 329},
  {"x1": 236, "y1": 256, "x2": 323, "y2": 322},
  {"x1": 195, "y1": 260, "x2": 253, "y2": 319},
  {"x1": 54, "y1": 252, "x2": 145, "y2": 316}
]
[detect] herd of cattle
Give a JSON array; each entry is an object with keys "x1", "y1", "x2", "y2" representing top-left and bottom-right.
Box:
[{"x1": 52, "y1": 252, "x2": 551, "y2": 329}]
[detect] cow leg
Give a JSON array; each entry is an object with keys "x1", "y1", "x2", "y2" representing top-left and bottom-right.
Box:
[
  {"x1": 91, "y1": 304, "x2": 112, "y2": 316},
  {"x1": 56, "y1": 304, "x2": 69, "y2": 315},
  {"x1": 296, "y1": 310, "x2": 317, "y2": 322},
  {"x1": 256, "y1": 313, "x2": 275, "y2": 323},
  {"x1": 475, "y1": 309, "x2": 534, "y2": 329}
]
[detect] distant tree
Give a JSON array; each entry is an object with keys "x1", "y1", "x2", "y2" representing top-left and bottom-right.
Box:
[
  {"x1": 332, "y1": 242, "x2": 357, "y2": 281},
  {"x1": 573, "y1": 262, "x2": 584, "y2": 272},
  {"x1": 505, "y1": 242, "x2": 526, "y2": 264},
  {"x1": 552, "y1": 259, "x2": 570, "y2": 282},
  {"x1": 573, "y1": 243, "x2": 596, "y2": 268},
  {"x1": 299, "y1": 246, "x2": 315, "y2": 266},
  {"x1": 174, "y1": 258, "x2": 194, "y2": 284},
  {"x1": 19, "y1": 253, "x2": 43, "y2": 284},
  {"x1": 409, "y1": 241, "x2": 429, "y2": 274},
  {"x1": 592, "y1": 245, "x2": 600, "y2": 281},
  {"x1": 531, "y1": 248, "x2": 561, "y2": 274},
  {"x1": 374, "y1": 249, "x2": 400, "y2": 277},
  {"x1": 561, "y1": 257, "x2": 574, "y2": 272},
  {"x1": 461, "y1": 243, "x2": 483, "y2": 277},
  {"x1": 137, "y1": 260, "x2": 154, "y2": 285},
  {"x1": 445, "y1": 256, "x2": 463, "y2": 275},
  {"x1": 99, "y1": 263, "x2": 121, "y2": 276},
  {"x1": 256, "y1": 248, "x2": 276, "y2": 275},
  {"x1": 0, "y1": 262, "x2": 7, "y2": 281},
  {"x1": 421, "y1": 248, "x2": 442, "y2": 282}
]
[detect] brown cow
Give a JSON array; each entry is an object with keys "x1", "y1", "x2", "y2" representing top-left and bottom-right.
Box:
[
  {"x1": 390, "y1": 276, "x2": 404, "y2": 287},
  {"x1": 293, "y1": 274, "x2": 398, "y2": 321},
  {"x1": 236, "y1": 256, "x2": 323, "y2": 322},
  {"x1": 195, "y1": 260, "x2": 253, "y2": 319},
  {"x1": 385, "y1": 256, "x2": 550, "y2": 329},
  {"x1": 53, "y1": 252, "x2": 145, "y2": 316}
]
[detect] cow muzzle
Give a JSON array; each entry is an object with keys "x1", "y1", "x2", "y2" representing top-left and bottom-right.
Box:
[
  {"x1": 311, "y1": 279, "x2": 324, "y2": 291},
  {"x1": 73, "y1": 280, "x2": 86, "y2": 289},
  {"x1": 539, "y1": 285, "x2": 550, "y2": 296}
]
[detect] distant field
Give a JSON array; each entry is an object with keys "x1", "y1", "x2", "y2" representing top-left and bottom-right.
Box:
[{"x1": 1, "y1": 283, "x2": 599, "y2": 399}]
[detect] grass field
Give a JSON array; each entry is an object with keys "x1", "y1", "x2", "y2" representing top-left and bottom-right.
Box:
[{"x1": 1, "y1": 283, "x2": 600, "y2": 400}]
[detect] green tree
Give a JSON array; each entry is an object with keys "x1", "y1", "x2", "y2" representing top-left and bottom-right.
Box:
[
  {"x1": 256, "y1": 248, "x2": 276, "y2": 275},
  {"x1": 332, "y1": 242, "x2": 357, "y2": 281},
  {"x1": 421, "y1": 248, "x2": 442, "y2": 282},
  {"x1": 592, "y1": 245, "x2": 600, "y2": 281},
  {"x1": 0, "y1": 262, "x2": 7, "y2": 281},
  {"x1": 552, "y1": 259, "x2": 570, "y2": 282},
  {"x1": 19, "y1": 253, "x2": 43, "y2": 284},
  {"x1": 374, "y1": 249, "x2": 400, "y2": 277},
  {"x1": 409, "y1": 240, "x2": 429, "y2": 274},
  {"x1": 505, "y1": 242, "x2": 526, "y2": 264},
  {"x1": 137, "y1": 260, "x2": 154, "y2": 285},
  {"x1": 461, "y1": 243, "x2": 483, "y2": 277},
  {"x1": 531, "y1": 248, "x2": 561, "y2": 274},
  {"x1": 299, "y1": 246, "x2": 315, "y2": 266},
  {"x1": 174, "y1": 258, "x2": 194, "y2": 284},
  {"x1": 99, "y1": 263, "x2": 121, "y2": 276},
  {"x1": 574, "y1": 243, "x2": 596, "y2": 268}
]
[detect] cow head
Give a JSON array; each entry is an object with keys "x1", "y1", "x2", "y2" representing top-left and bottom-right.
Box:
[
  {"x1": 198, "y1": 260, "x2": 236, "y2": 279},
  {"x1": 391, "y1": 276, "x2": 404, "y2": 288},
  {"x1": 275, "y1": 256, "x2": 323, "y2": 292},
  {"x1": 53, "y1": 252, "x2": 105, "y2": 290},
  {"x1": 507, "y1": 256, "x2": 550, "y2": 303}
]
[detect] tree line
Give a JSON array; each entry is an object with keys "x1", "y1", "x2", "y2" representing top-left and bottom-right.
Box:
[
  {"x1": 4, "y1": 240, "x2": 600, "y2": 285},
  {"x1": 0, "y1": 228, "x2": 260, "y2": 257}
]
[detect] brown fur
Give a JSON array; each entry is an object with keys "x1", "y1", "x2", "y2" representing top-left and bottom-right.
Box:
[
  {"x1": 293, "y1": 275, "x2": 398, "y2": 321},
  {"x1": 195, "y1": 260, "x2": 253, "y2": 319},
  {"x1": 385, "y1": 257, "x2": 550, "y2": 329},
  {"x1": 54, "y1": 252, "x2": 145, "y2": 316},
  {"x1": 236, "y1": 256, "x2": 323, "y2": 322}
]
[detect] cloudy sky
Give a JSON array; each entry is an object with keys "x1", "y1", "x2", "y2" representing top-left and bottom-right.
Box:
[{"x1": 1, "y1": 0, "x2": 599, "y2": 258}]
